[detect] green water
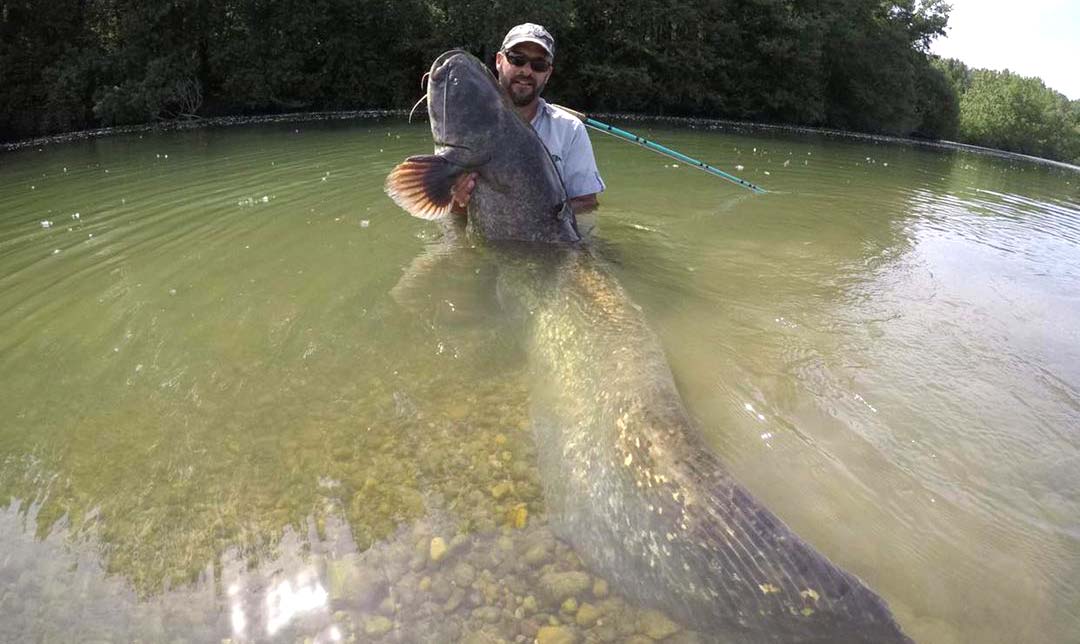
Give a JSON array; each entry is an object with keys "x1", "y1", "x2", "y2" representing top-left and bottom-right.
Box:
[{"x1": 1, "y1": 118, "x2": 1078, "y2": 643}]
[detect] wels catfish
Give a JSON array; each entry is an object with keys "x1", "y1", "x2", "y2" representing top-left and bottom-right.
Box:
[
  {"x1": 386, "y1": 49, "x2": 579, "y2": 243},
  {"x1": 386, "y1": 50, "x2": 913, "y2": 643}
]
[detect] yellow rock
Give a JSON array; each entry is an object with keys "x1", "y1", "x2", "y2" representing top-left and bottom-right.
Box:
[
  {"x1": 430, "y1": 537, "x2": 448, "y2": 562},
  {"x1": 536, "y1": 625, "x2": 578, "y2": 644},
  {"x1": 506, "y1": 503, "x2": 528, "y2": 529}
]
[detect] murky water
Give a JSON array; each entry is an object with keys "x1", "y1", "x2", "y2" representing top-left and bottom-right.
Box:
[{"x1": 1, "y1": 118, "x2": 1077, "y2": 643}]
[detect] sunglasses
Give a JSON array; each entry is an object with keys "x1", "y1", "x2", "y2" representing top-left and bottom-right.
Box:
[{"x1": 503, "y1": 50, "x2": 552, "y2": 73}]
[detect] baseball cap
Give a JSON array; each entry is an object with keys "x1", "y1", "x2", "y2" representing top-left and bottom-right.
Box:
[{"x1": 501, "y1": 23, "x2": 555, "y2": 59}]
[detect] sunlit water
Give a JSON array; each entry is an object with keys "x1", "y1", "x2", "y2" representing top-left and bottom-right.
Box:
[{"x1": 1, "y1": 118, "x2": 1078, "y2": 643}]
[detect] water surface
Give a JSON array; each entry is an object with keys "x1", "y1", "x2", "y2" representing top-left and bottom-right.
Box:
[{"x1": 1, "y1": 118, "x2": 1078, "y2": 643}]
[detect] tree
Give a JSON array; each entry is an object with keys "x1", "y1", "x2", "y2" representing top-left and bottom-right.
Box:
[{"x1": 959, "y1": 69, "x2": 1080, "y2": 162}]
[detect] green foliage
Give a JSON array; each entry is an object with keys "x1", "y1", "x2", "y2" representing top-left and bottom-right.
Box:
[
  {"x1": 1, "y1": 0, "x2": 1074, "y2": 162},
  {"x1": 941, "y1": 65, "x2": 1080, "y2": 163}
]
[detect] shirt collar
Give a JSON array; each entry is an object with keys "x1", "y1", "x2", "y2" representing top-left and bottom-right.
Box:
[{"x1": 530, "y1": 98, "x2": 550, "y2": 128}]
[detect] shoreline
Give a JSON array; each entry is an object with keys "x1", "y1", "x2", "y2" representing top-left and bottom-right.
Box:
[{"x1": 3, "y1": 109, "x2": 1078, "y2": 172}]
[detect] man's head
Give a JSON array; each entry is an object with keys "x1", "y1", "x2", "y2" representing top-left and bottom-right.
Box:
[{"x1": 496, "y1": 23, "x2": 555, "y2": 108}]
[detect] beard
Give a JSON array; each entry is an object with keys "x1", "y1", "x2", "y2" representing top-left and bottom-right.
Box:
[{"x1": 503, "y1": 75, "x2": 546, "y2": 106}]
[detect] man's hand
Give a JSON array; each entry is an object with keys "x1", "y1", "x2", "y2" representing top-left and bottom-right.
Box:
[{"x1": 451, "y1": 173, "x2": 478, "y2": 215}]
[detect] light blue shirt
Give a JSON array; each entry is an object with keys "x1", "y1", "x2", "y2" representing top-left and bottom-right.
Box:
[{"x1": 530, "y1": 99, "x2": 606, "y2": 199}]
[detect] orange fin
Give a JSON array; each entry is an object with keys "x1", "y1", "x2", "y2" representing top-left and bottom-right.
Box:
[{"x1": 385, "y1": 154, "x2": 462, "y2": 220}]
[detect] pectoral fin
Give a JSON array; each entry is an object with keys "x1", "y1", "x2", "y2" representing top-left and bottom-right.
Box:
[{"x1": 385, "y1": 154, "x2": 463, "y2": 220}]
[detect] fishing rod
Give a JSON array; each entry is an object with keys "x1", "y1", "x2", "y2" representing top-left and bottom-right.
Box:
[{"x1": 553, "y1": 105, "x2": 767, "y2": 195}]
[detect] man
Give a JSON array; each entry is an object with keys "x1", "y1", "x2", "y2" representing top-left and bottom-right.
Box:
[{"x1": 452, "y1": 23, "x2": 605, "y2": 227}]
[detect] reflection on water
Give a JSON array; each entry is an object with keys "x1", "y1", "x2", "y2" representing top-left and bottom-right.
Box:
[{"x1": 0, "y1": 119, "x2": 1078, "y2": 642}]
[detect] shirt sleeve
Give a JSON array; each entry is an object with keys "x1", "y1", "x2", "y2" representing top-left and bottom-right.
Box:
[{"x1": 560, "y1": 121, "x2": 606, "y2": 199}]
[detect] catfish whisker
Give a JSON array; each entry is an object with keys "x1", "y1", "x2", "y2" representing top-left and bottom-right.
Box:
[{"x1": 408, "y1": 94, "x2": 428, "y2": 123}]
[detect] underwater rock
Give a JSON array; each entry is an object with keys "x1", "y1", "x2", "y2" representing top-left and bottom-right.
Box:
[
  {"x1": 539, "y1": 571, "x2": 590, "y2": 603},
  {"x1": 536, "y1": 625, "x2": 579, "y2": 644}
]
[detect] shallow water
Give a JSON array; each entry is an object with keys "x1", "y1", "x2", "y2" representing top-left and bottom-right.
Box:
[{"x1": 1, "y1": 118, "x2": 1078, "y2": 643}]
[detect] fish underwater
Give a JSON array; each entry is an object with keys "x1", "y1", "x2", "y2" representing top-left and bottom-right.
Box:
[{"x1": 386, "y1": 50, "x2": 913, "y2": 643}]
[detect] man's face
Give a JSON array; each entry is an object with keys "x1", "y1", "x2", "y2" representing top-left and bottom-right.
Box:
[{"x1": 496, "y1": 42, "x2": 553, "y2": 107}]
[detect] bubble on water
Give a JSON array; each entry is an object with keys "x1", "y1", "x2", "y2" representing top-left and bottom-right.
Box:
[
  {"x1": 31, "y1": 186, "x2": 35, "y2": 190},
  {"x1": 41, "y1": 220, "x2": 52, "y2": 228},
  {"x1": 735, "y1": 165, "x2": 745, "y2": 171},
  {"x1": 104, "y1": 169, "x2": 109, "y2": 174},
  {"x1": 52, "y1": 249, "x2": 61, "y2": 255},
  {"x1": 169, "y1": 288, "x2": 177, "y2": 296},
  {"x1": 883, "y1": 162, "x2": 889, "y2": 167},
  {"x1": 88, "y1": 233, "x2": 93, "y2": 238},
  {"x1": 379, "y1": 148, "x2": 384, "y2": 153},
  {"x1": 360, "y1": 220, "x2": 370, "y2": 228},
  {"x1": 261, "y1": 195, "x2": 269, "y2": 203},
  {"x1": 63, "y1": 167, "x2": 67, "y2": 172},
  {"x1": 72, "y1": 213, "x2": 80, "y2": 220},
  {"x1": 135, "y1": 364, "x2": 143, "y2": 372},
  {"x1": 764, "y1": 171, "x2": 771, "y2": 176},
  {"x1": 164, "y1": 154, "x2": 168, "y2": 159}
]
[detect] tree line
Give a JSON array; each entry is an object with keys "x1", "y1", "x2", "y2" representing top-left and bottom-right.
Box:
[{"x1": 2, "y1": 0, "x2": 1077, "y2": 163}]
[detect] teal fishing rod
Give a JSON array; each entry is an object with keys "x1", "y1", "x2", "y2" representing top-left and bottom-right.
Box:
[{"x1": 554, "y1": 105, "x2": 767, "y2": 194}]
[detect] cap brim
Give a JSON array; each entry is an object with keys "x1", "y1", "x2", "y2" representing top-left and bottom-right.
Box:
[{"x1": 502, "y1": 37, "x2": 553, "y2": 58}]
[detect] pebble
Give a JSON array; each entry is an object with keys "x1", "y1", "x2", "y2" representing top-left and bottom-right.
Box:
[
  {"x1": 639, "y1": 609, "x2": 681, "y2": 640},
  {"x1": 575, "y1": 602, "x2": 601, "y2": 627},
  {"x1": 430, "y1": 537, "x2": 448, "y2": 562},
  {"x1": 444, "y1": 587, "x2": 465, "y2": 612},
  {"x1": 523, "y1": 544, "x2": 549, "y2": 567},
  {"x1": 453, "y1": 562, "x2": 476, "y2": 586},
  {"x1": 363, "y1": 615, "x2": 393, "y2": 637},
  {"x1": 521, "y1": 595, "x2": 538, "y2": 615},
  {"x1": 539, "y1": 571, "x2": 591, "y2": 602},
  {"x1": 491, "y1": 481, "x2": 512, "y2": 500},
  {"x1": 536, "y1": 625, "x2": 579, "y2": 644},
  {"x1": 592, "y1": 579, "x2": 608, "y2": 599}
]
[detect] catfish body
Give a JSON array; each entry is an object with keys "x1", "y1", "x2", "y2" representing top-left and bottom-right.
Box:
[
  {"x1": 386, "y1": 50, "x2": 579, "y2": 243},
  {"x1": 503, "y1": 249, "x2": 913, "y2": 643}
]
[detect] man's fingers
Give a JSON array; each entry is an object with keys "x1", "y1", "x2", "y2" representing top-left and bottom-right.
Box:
[{"x1": 453, "y1": 173, "x2": 477, "y2": 206}]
